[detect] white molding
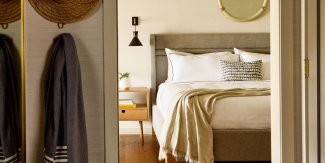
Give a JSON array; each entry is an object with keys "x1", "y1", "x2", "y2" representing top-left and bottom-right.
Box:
[
  {"x1": 302, "y1": 0, "x2": 319, "y2": 162},
  {"x1": 270, "y1": 0, "x2": 281, "y2": 162},
  {"x1": 271, "y1": 0, "x2": 302, "y2": 162},
  {"x1": 301, "y1": 0, "x2": 307, "y2": 162}
]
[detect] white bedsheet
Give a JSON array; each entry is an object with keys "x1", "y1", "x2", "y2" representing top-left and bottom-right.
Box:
[{"x1": 156, "y1": 81, "x2": 271, "y2": 129}]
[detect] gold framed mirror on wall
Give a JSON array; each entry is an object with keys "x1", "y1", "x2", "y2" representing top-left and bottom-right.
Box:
[{"x1": 218, "y1": 0, "x2": 268, "y2": 22}]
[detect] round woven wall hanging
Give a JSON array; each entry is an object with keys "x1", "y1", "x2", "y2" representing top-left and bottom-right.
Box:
[
  {"x1": 28, "y1": 0, "x2": 99, "y2": 28},
  {"x1": 0, "y1": 0, "x2": 21, "y2": 28}
]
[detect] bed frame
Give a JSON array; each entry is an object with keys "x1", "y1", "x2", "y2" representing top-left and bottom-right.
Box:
[{"x1": 150, "y1": 33, "x2": 271, "y2": 162}]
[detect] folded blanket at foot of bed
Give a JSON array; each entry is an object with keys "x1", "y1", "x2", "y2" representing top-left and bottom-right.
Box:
[{"x1": 159, "y1": 88, "x2": 270, "y2": 163}]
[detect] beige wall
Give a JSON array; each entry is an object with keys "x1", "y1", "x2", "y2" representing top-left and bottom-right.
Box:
[
  {"x1": 118, "y1": 0, "x2": 270, "y2": 134},
  {"x1": 25, "y1": 2, "x2": 104, "y2": 162},
  {"x1": 0, "y1": 21, "x2": 21, "y2": 53}
]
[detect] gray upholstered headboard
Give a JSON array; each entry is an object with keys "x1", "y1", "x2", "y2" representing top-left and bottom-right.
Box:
[{"x1": 150, "y1": 33, "x2": 270, "y2": 101}]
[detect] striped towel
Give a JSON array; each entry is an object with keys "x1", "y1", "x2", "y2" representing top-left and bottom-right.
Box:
[
  {"x1": 0, "y1": 34, "x2": 22, "y2": 163},
  {"x1": 43, "y1": 33, "x2": 88, "y2": 163}
]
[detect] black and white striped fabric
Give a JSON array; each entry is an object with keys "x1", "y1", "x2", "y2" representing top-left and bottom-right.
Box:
[
  {"x1": 44, "y1": 146, "x2": 68, "y2": 163},
  {"x1": 0, "y1": 148, "x2": 2, "y2": 161},
  {"x1": 220, "y1": 60, "x2": 263, "y2": 81},
  {"x1": 0, "y1": 147, "x2": 21, "y2": 163}
]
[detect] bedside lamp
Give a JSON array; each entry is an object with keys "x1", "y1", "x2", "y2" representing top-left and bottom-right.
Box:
[{"x1": 129, "y1": 17, "x2": 143, "y2": 46}]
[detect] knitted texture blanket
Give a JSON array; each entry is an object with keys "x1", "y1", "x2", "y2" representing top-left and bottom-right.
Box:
[{"x1": 159, "y1": 88, "x2": 270, "y2": 163}]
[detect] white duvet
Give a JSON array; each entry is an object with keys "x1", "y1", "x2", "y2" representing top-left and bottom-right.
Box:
[{"x1": 156, "y1": 81, "x2": 271, "y2": 129}]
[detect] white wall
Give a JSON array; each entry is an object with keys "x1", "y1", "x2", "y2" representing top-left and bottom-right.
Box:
[{"x1": 118, "y1": 0, "x2": 270, "y2": 134}]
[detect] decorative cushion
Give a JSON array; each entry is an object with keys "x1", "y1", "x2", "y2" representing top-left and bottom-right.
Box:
[
  {"x1": 234, "y1": 48, "x2": 270, "y2": 80},
  {"x1": 220, "y1": 60, "x2": 263, "y2": 81}
]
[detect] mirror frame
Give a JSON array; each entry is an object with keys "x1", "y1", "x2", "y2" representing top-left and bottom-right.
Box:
[{"x1": 218, "y1": 0, "x2": 268, "y2": 22}]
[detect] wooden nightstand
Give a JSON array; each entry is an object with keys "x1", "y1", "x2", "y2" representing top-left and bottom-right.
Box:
[{"x1": 119, "y1": 87, "x2": 150, "y2": 144}]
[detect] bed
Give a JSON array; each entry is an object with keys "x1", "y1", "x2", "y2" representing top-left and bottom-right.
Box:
[{"x1": 150, "y1": 33, "x2": 271, "y2": 162}]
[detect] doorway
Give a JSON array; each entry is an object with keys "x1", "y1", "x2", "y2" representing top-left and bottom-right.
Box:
[
  {"x1": 117, "y1": 1, "x2": 272, "y2": 163},
  {"x1": 104, "y1": 0, "x2": 308, "y2": 163}
]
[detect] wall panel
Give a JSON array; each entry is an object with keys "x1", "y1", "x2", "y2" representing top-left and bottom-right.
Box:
[
  {"x1": 0, "y1": 21, "x2": 21, "y2": 51},
  {"x1": 25, "y1": 1, "x2": 104, "y2": 162}
]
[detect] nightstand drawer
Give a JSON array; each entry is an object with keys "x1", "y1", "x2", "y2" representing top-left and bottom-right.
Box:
[{"x1": 119, "y1": 109, "x2": 148, "y2": 120}]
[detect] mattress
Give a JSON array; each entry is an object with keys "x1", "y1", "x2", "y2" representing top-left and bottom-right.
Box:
[{"x1": 156, "y1": 81, "x2": 271, "y2": 129}]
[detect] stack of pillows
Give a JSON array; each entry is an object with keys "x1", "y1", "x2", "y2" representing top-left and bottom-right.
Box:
[{"x1": 165, "y1": 48, "x2": 270, "y2": 82}]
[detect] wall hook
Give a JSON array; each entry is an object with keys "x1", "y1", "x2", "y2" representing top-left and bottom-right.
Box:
[
  {"x1": 57, "y1": 23, "x2": 64, "y2": 29},
  {"x1": 1, "y1": 23, "x2": 8, "y2": 29}
]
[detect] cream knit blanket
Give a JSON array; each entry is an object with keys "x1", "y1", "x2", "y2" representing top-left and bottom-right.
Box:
[{"x1": 159, "y1": 88, "x2": 270, "y2": 163}]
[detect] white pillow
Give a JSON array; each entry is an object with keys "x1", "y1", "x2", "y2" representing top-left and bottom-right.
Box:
[
  {"x1": 234, "y1": 48, "x2": 270, "y2": 80},
  {"x1": 166, "y1": 48, "x2": 239, "y2": 82},
  {"x1": 165, "y1": 48, "x2": 193, "y2": 81}
]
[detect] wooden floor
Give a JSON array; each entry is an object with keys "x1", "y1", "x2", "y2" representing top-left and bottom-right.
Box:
[
  {"x1": 119, "y1": 135, "x2": 271, "y2": 163},
  {"x1": 119, "y1": 135, "x2": 163, "y2": 163}
]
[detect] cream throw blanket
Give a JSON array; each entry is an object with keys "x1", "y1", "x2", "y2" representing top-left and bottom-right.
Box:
[{"x1": 159, "y1": 88, "x2": 270, "y2": 163}]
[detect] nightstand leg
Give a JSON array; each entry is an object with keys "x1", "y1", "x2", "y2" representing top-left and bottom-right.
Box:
[
  {"x1": 152, "y1": 127, "x2": 156, "y2": 137},
  {"x1": 139, "y1": 121, "x2": 144, "y2": 145}
]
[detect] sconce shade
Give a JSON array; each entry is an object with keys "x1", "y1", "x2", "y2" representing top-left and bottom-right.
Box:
[{"x1": 129, "y1": 31, "x2": 143, "y2": 46}]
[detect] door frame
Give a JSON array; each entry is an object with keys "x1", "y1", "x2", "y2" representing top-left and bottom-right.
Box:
[
  {"x1": 271, "y1": 0, "x2": 304, "y2": 162},
  {"x1": 103, "y1": 0, "x2": 305, "y2": 162},
  {"x1": 318, "y1": 0, "x2": 325, "y2": 163},
  {"x1": 103, "y1": 0, "x2": 119, "y2": 163},
  {"x1": 319, "y1": 0, "x2": 325, "y2": 162},
  {"x1": 301, "y1": 0, "x2": 319, "y2": 162}
]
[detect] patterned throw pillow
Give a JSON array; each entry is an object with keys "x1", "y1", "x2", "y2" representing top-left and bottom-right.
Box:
[{"x1": 220, "y1": 60, "x2": 263, "y2": 81}]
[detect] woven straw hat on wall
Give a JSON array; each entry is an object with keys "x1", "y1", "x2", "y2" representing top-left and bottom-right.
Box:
[
  {"x1": 0, "y1": 0, "x2": 21, "y2": 24},
  {"x1": 28, "y1": 0, "x2": 99, "y2": 27}
]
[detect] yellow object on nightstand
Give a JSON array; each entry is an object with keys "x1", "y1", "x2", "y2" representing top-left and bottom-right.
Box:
[
  {"x1": 119, "y1": 87, "x2": 150, "y2": 144},
  {"x1": 119, "y1": 104, "x2": 137, "y2": 108}
]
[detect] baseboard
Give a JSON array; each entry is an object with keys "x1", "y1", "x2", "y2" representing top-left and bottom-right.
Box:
[{"x1": 119, "y1": 127, "x2": 153, "y2": 135}]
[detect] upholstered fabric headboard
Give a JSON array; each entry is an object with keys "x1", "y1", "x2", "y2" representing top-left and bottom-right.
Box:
[{"x1": 150, "y1": 33, "x2": 270, "y2": 102}]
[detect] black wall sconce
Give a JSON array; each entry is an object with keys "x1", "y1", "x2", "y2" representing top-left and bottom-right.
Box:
[{"x1": 129, "y1": 17, "x2": 143, "y2": 46}]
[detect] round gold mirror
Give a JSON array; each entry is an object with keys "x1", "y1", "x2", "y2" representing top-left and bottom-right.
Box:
[{"x1": 218, "y1": 0, "x2": 268, "y2": 22}]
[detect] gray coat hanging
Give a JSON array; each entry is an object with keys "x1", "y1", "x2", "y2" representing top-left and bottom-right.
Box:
[
  {"x1": 0, "y1": 34, "x2": 21, "y2": 163},
  {"x1": 44, "y1": 33, "x2": 88, "y2": 163}
]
